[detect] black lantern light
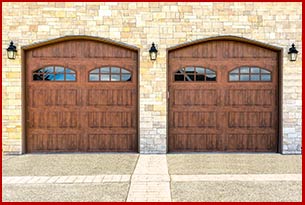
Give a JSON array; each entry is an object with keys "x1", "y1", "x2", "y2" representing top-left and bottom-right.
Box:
[
  {"x1": 149, "y1": 42, "x2": 158, "y2": 61},
  {"x1": 288, "y1": 43, "x2": 298, "y2": 61},
  {"x1": 7, "y1": 41, "x2": 17, "y2": 60}
]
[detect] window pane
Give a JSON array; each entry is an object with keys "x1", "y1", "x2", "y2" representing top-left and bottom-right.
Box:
[
  {"x1": 89, "y1": 74, "x2": 99, "y2": 81},
  {"x1": 229, "y1": 74, "x2": 239, "y2": 81},
  {"x1": 101, "y1": 75, "x2": 110, "y2": 81},
  {"x1": 111, "y1": 74, "x2": 120, "y2": 81},
  {"x1": 240, "y1": 74, "x2": 250, "y2": 81},
  {"x1": 66, "y1": 68, "x2": 75, "y2": 73},
  {"x1": 54, "y1": 73, "x2": 65, "y2": 81},
  {"x1": 44, "y1": 74, "x2": 54, "y2": 81},
  {"x1": 44, "y1": 66, "x2": 54, "y2": 73},
  {"x1": 91, "y1": 68, "x2": 100, "y2": 74},
  {"x1": 231, "y1": 69, "x2": 239, "y2": 74},
  {"x1": 66, "y1": 74, "x2": 76, "y2": 81},
  {"x1": 261, "y1": 74, "x2": 271, "y2": 81},
  {"x1": 175, "y1": 75, "x2": 184, "y2": 81},
  {"x1": 122, "y1": 69, "x2": 130, "y2": 74},
  {"x1": 111, "y1": 67, "x2": 120, "y2": 73},
  {"x1": 196, "y1": 67, "x2": 205, "y2": 74},
  {"x1": 55, "y1": 66, "x2": 64, "y2": 73},
  {"x1": 250, "y1": 75, "x2": 260, "y2": 81},
  {"x1": 176, "y1": 68, "x2": 184, "y2": 74},
  {"x1": 196, "y1": 75, "x2": 205, "y2": 81},
  {"x1": 185, "y1": 74, "x2": 194, "y2": 81},
  {"x1": 101, "y1": 67, "x2": 110, "y2": 73},
  {"x1": 33, "y1": 73, "x2": 44, "y2": 81},
  {"x1": 240, "y1": 67, "x2": 249, "y2": 73},
  {"x1": 261, "y1": 69, "x2": 270, "y2": 74},
  {"x1": 122, "y1": 74, "x2": 132, "y2": 81},
  {"x1": 251, "y1": 67, "x2": 260, "y2": 73},
  {"x1": 206, "y1": 69, "x2": 215, "y2": 74},
  {"x1": 206, "y1": 74, "x2": 216, "y2": 81},
  {"x1": 185, "y1": 67, "x2": 195, "y2": 73}
]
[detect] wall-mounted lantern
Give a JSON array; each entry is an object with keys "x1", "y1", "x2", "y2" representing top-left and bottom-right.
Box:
[
  {"x1": 6, "y1": 41, "x2": 17, "y2": 60},
  {"x1": 288, "y1": 43, "x2": 298, "y2": 62},
  {"x1": 149, "y1": 42, "x2": 158, "y2": 61}
]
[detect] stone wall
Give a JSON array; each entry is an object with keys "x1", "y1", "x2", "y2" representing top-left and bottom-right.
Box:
[{"x1": 2, "y1": 2, "x2": 302, "y2": 154}]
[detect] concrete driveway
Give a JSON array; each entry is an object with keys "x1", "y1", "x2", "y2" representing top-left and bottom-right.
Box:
[
  {"x1": 167, "y1": 154, "x2": 302, "y2": 202},
  {"x1": 2, "y1": 153, "x2": 302, "y2": 202}
]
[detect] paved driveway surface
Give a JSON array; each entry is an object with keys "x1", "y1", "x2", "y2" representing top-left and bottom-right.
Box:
[
  {"x1": 3, "y1": 153, "x2": 138, "y2": 176},
  {"x1": 2, "y1": 153, "x2": 302, "y2": 202},
  {"x1": 167, "y1": 154, "x2": 302, "y2": 174}
]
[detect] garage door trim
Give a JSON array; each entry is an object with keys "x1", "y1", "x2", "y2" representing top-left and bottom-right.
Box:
[
  {"x1": 21, "y1": 35, "x2": 140, "y2": 153},
  {"x1": 166, "y1": 35, "x2": 283, "y2": 153}
]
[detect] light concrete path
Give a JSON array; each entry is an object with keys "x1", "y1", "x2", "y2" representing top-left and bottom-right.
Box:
[
  {"x1": 3, "y1": 175, "x2": 131, "y2": 184},
  {"x1": 171, "y1": 174, "x2": 302, "y2": 181},
  {"x1": 127, "y1": 154, "x2": 171, "y2": 202}
]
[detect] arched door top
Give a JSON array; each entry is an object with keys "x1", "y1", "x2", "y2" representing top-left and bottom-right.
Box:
[
  {"x1": 22, "y1": 35, "x2": 139, "y2": 51},
  {"x1": 167, "y1": 35, "x2": 282, "y2": 52}
]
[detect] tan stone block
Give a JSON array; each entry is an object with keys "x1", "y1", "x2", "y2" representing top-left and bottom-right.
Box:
[
  {"x1": 178, "y1": 6, "x2": 193, "y2": 13},
  {"x1": 38, "y1": 25, "x2": 49, "y2": 32},
  {"x1": 6, "y1": 73, "x2": 21, "y2": 79},
  {"x1": 55, "y1": 11, "x2": 66, "y2": 17},
  {"x1": 67, "y1": 12, "x2": 77, "y2": 18}
]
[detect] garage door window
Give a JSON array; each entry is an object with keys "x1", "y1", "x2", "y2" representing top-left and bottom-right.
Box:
[
  {"x1": 174, "y1": 67, "x2": 216, "y2": 82},
  {"x1": 89, "y1": 67, "x2": 132, "y2": 82},
  {"x1": 229, "y1": 66, "x2": 271, "y2": 82},
  {"x1": 33, "y1": 66, "x2": 76, "y2": 81}
]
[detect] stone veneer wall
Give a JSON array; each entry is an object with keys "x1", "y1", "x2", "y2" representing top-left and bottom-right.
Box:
[{"x1": 2, "y1": 2, "x2": 302, "y2": 154}]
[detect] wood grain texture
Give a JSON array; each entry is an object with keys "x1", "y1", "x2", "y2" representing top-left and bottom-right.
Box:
[
  {"x1": 25, "y1": 39, "x2": 138, "y2": 153},
  {"x1": 168, "y1": 40, "x2": 278, "y2": 152}
]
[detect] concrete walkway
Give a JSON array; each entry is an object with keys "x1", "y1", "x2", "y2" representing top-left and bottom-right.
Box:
[
  {"x1": 3, "y1": 175, "x2": 131, "y2": 184},
  {"x1": 127, "y1": 154, "x2": 171, "y2": 202}
]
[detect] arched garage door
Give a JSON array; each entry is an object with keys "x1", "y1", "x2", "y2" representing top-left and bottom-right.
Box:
[
  {"x1": 168, "y1": 37, "x2": 279, "y2": 152},
  {"x1": 24, "y1": 36, "x2": 138, "y2": 153}
]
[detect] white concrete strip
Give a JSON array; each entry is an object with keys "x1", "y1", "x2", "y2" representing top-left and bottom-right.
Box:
[
  {"x1": 120, "y1": 175, "x2": 131, "y2": 182},
  {"x1": 127, "y1": 155, "x2": 171, "y2": 202},
  {"x1": 2, "y1": 174, "x2": 131, "y2": 184},
  {"x1": 46, "y1": 176, "x2": 60, "y2": 184},
  {"x1": 74, "y1": 175, "x2": 87, "y2": 183},
  {"x1": 171, "y1": 174, "x2": 302, "y2": 182}
]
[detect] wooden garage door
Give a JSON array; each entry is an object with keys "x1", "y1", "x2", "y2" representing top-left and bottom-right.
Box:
[
  {"x1": 25, "y1": 37, "x2": 138, "y2": 153},
  {"x1": 168, "y1": 38, "x2": 279, "y2": 152}
]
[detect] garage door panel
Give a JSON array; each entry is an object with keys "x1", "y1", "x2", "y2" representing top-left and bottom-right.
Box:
[
  {"x1": 28, "y1": 111, "x2": 79, "y2": 129},
  {"x1": 28, "y1": 134, "x2": 80, "y2": 152},
  {"x1": 170, "y1": 134, "x2": 219, "y2": 152},
  {"x1": 87, "y1": 111, "x2": 135, "y2": 128},
  {"x1": 226, "y1": 134, "x2": 276, "y2": 152},
  {"x1": 29, "y1": 88, "x2": 81, "y2": 106},
  {"x1": 26, "y1": 38, "x2": 138, "y2": 153},
  {"x1": 172, "y1": 89, "x2": 218, "y2": 106},
  {"x1": 172, "y1": 111, "x2": 216, "y2": 128},
  {"x1": 88, "y1": 134, "x2": 136, "y2": 152},
  {"x1": 224, "y1": 89, "x2": 274, "y2": 106},
  {"x1": 171, "y1": 128, "x2": 218, "y2": 134},
  {"x1": 87, "y1": 89, "x2": 134, "y2": 106},
  {"x1": 169, "y1": 39, "x2": 278, "y2": 152},
  {"x1": 228, "y1": 111, "x2": 273, "y2": 128},
  {"x1": 31, "y1": 40, "x2": 137, "y2": 59}
]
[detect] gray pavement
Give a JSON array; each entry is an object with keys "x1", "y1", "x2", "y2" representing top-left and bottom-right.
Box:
[
  {"x1": 3, "y1": 183, "x2": 129, "y2": 202},
  {"x1": 3, "y1": 153, "x2": 139, "y2": 176},
  {"x1": 171, "y1": 181, "x2": 302, "y2": 202},
  {"x1": 167, "y1": 154, "x2": 302, "y2": 174},
  {"x1": 2, "y1": 153, "x2": 302, "y2": 202}
]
